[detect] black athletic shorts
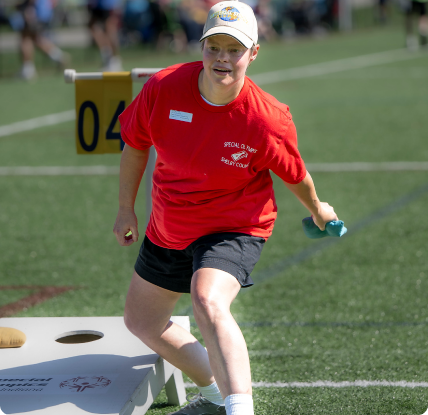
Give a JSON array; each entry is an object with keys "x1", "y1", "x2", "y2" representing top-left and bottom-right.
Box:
[
  {"x1": 135, "y1": 233, "x2": 266, "y2": 293},
  {"x1": 408, "y1": 1, "x2": 427, "y2": 15},
  {"x1": 88, "y1": 6, "x2": 115, "y2": 24}
]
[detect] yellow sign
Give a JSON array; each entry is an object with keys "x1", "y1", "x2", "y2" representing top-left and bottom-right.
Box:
[{"x1": 74, "y1": 72, "x2": 132, "y2": 154}]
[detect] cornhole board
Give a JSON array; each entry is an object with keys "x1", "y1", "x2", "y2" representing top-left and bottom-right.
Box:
[{"x1": 0, "y1": 316, "x2": 190, "y2": 415}]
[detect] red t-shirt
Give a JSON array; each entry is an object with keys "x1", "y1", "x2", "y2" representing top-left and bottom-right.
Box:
[{"x1": 119, "y1": 61, "x2": 306, "y2": 250}]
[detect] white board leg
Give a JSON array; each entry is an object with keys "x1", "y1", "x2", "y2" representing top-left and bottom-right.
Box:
[{"x1": 165, "y1": 369, "x2": 187, "y2": 406}]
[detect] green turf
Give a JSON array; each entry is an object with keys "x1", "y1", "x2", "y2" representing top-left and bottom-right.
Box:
[
  {"x1": 123, "y1": 385, "x2": 428, "y2": 414},
  {"x1": 0, "y1": 25, "x2": 427, "y2": 414},
  {"x1": 252, "y1": 387, "x2": 428, "y2": 415},
  {"x1": 0, "y1": 289, "x2": 34, "y2": 308}
]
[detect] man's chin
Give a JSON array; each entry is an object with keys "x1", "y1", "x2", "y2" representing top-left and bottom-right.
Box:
[{"x1": 212, "y1": 76, "x2": 235, "y2": 87}]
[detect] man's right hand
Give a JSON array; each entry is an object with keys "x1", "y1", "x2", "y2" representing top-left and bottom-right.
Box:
[
  {"x1": 312, "y1": 202, "x2": 338, "y2": 231},
  {"x1": 113, "y1": 207, "x2": 139, "y2": 246}
]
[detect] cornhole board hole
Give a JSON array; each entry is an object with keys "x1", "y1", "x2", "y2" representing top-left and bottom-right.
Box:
[{"x1": 0, "y1": 316, "x2": 190, "y2": 415}]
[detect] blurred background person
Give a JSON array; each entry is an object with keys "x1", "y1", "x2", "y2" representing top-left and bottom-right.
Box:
[
  {"x1": 177, "y1": 0, "x2": 208, "y2": 51},
  {"x1": 87, "y1": 0, "x2": 123, "y2": 71},
  {"x1": 9, "y1": 0, "x2": 69, "y2": 80},
  {"x1": 317, "y1": 0, "x2": 337, "y2": 30},
  {"x1": 122, "y1": 0, "x2": 154, "y2": 45},
  {"x1": 377, "y1": 0, "x2": 389, "y2": 23},
  {"x1": 152, "y1": 0, "x2": 187, "y2": 52},
  {"x1": 254, "y1": 0, "x2": 278, "y2": 41},
  {"x1": 285, "y1": 0, "x2": 314, "y2": 34},
  {"x1": 405, "y1": 0, "x2": 428, "y2": 49},
  {"x1": 0, "y1": 3, "x2": 10, "y2": 26},
  {"x1": 122, "y1": 0, "x2": 208, "y2": 52}
]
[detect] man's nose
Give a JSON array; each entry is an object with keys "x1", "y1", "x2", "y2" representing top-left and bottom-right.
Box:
[{"x1": 217, "y1": 49, "x2": 229, "y2": 62}]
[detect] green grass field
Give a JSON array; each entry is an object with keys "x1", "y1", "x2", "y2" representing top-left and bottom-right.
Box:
[{"x1": 1, "y1": 25, "x2": 428, "y2": 414}]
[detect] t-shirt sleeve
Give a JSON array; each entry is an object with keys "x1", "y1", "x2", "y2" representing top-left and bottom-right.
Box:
[
  {"x1": 265, "y1": 119, "x2": 307, "y2": 184},
  {"x1": 119, "y1": 81, "x2": 153, "y2": 151}
]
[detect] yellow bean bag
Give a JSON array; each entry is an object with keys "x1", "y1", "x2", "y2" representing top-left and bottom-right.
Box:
[{"x1": 0, "y1": 327, "x2": 26, "y2": 348}]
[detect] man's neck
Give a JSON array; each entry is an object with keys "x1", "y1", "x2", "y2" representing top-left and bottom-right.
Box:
[{"x1": 198, "y1": 69, "x2": 245, "y2": 106}]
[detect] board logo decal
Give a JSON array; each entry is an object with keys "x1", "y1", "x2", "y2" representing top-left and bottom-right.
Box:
[{"x1": 59, "y1": 376, "x2": 112, "y2": 392}]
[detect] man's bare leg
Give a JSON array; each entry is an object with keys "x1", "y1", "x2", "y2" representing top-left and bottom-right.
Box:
[
  {"x1": 20, "y1": 32, "x2": 34, "y2": 62},
  {"x1": 124, "y1": 268, "x2": 253, "y2": 413},
  {"x1": 34, "y1": 34, "x2": 68, "y2": 67},
  {"x1": 191, "y1": 268, "x2": 252, "y2": 398},
  {"x1": 419, "y1": 15, "x2": 428, "y2": 45},
  {"x1": 19, "y1": 31, "x2": 36, "y2": 79},
  {"x1": 124, "y1": 271, "x2": 215, "y2": 387},
  {"x1": 105, "y1": 14, "x2": 120, "y2": 57},
  {"x1": 89, "y1": 22, "x2": 110, "y2": 52}
]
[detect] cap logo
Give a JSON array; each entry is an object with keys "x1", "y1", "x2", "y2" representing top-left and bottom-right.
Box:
[{"x1": 210, "y1": 6, "x2": 248, "y2": 23}]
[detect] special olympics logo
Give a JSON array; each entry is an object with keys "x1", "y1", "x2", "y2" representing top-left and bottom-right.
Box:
[
  {"x1": 219, "y1": 6, "x2": 240, "y2": 22},
  {"x1": 231, "y1": 150, "x2": 248, "y2": 161},
  {"x1": 59, "y1": 376, "x2": 112, "y2": 392}
]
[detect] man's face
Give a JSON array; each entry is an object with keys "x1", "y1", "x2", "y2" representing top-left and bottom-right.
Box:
[{"x1": 202, "y1": 35, "x2": 256, "y2": 88}]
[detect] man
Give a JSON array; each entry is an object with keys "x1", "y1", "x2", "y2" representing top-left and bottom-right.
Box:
[
  {"x1": 405, "y1": 0, "x2": 428, "y2": 49},
  {"x1": 11, "y1": 0, "x2": 68, "y2": 80},
  {"x1": 114, "y1": 1, "x2": 339, "y2": 414},
  {"x1": 87, "y1": 0, "x2": 122, "y2": 71}
]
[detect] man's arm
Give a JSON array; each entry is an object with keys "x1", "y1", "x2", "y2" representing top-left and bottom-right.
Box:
[
  {"x1": 113, "y1": 144, "x2": 150, "y2": 246},
  {"x1": 283, "y1": 171, "x2": 338, "y2": 231}
]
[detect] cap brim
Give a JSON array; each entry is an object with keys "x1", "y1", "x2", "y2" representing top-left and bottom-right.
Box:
[{"x1": 200, "y1": 26, "x2": 253, "y2": 49}]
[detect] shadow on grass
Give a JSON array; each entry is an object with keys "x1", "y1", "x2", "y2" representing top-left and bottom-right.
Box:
[{"x1": 149, "y1": 402, "x2": 176, "y2": 410}]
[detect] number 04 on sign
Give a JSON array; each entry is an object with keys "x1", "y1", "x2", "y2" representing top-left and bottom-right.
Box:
[{"x1": 64, "y1": 69, "x2": 162, "y2": 154}]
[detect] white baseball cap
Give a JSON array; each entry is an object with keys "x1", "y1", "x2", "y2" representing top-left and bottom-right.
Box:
[{"x1": 200, "y1": 1, "x2": 258, "y2": 49}]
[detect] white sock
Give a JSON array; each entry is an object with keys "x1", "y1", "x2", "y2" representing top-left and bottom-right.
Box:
[
  {"x1": 225, "y1": 394, "x2": 254, "y2": 415},
  {"x1": 48, "y1": 46, "x2": 63, "y2": 62},
  {"x1": 197, "y1": 381, "x2": 224, "y2": 406},
  {"x1": 100, "y1": 47, "x2": 112, "y2": 65},
  {"x1": 108, "y1": 55, "x2": 123, "y2": 71},
  {"x1": 21, "y1": 61, "x2": 36, "y2": 79}
]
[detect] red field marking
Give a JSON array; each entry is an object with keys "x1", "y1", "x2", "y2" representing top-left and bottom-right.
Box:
[{"x1": 0, "y1": 286, "x2": 75, "y2": 317}]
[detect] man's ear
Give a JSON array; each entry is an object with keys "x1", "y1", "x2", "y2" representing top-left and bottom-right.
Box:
[{"x1": 250, "y1": 44, "x2": 260, "y2": 64}]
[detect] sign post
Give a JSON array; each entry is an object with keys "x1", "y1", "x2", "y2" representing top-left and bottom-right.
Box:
[{"x1": 65, "y1": 68, "x2": 161, "y2": 226}]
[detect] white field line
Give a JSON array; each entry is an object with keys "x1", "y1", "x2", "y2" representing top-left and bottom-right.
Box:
[
  {"x1": 315, "y1": 66, "x2": 428, "y2": 79},
  {"x1": 0, "y1": 166, "x2": 120, "y2": 176},
  {"x1": 0, "y1": 110, "x2": 75, "y2": 138},
  {"x1": 184, "y1": 380, "x2": 428, "y2": 389},
  {"x1": 0, "y1": 49, "x2": 425, "y2": 139},
  {"x1": 251, "y1": 48, "x2": 426, "y2": 86},
  {"x1": 306, "y1": 161, "x2": 428, "y2": 172},
  {"x1": 1, "y1": 162, "x2": 427, "y2": 176}
]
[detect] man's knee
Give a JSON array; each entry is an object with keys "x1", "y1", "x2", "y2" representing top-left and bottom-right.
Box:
[
  {"x1": 191, "y1": 269, "x2": 239, "y2": 323},
  {"x1": 191, "y1": 289, "x2": 228, "y2": 324},
  {"x1": 124, "y1": 305, "x2": 168, "y2": 344},
  {"x1": 123, "y1": 306, "x2": 144, "y2": 337},
  {"x1": 124, "y1": 272, "x2": 182, "y2": 344},
  {"x1": 123, "y1": 306, "x2": 136, "y2": 332}
]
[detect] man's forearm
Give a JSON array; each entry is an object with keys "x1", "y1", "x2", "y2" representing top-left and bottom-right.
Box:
[
  {"x1": 119, "y1": 144, "x2": 150, "y2": 209},
  {"x1": 283, "y1": 171, "x2": 321, "y2": 216}
]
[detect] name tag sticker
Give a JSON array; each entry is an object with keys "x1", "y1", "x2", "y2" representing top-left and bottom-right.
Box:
[{"x1": 169, "y1": 110, "x2": 193, "y2": 123}]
